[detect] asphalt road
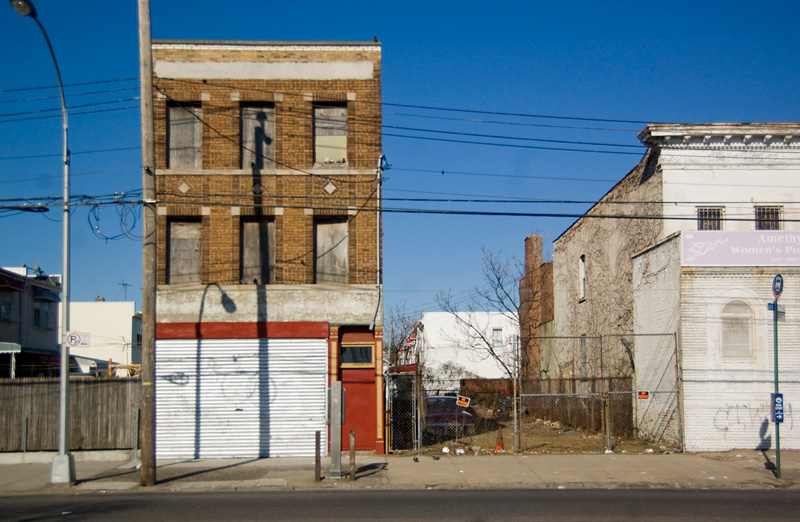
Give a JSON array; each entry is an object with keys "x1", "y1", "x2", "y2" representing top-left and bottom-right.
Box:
[{"x1": 2, "y1": 489, "x2": 798, "y2": 521}]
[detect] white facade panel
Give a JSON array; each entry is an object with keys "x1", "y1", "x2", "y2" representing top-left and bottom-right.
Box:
[
  {"x1": 632, "y1": 236, "x2": 682, "y2": 446},
  {"x1": 679, "y1": 269, "x2": 800, "y2": 451},
  {"x1": 156, "y1": 338, "x2": 327, "y2": 458}
]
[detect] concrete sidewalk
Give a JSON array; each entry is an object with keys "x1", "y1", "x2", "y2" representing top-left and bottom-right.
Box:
[{"x1": 0, "y1": 449, "x2": 798, "y2": 494}]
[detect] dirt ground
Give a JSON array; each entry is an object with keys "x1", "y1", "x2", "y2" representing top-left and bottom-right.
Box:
[{"x1": 411, "y1": 418, "x2": 660, "y2": 456}]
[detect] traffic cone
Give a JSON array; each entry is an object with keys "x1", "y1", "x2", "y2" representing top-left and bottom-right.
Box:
[{"x1": 494, "y1": 426, "x2": 505, "y2": 453}]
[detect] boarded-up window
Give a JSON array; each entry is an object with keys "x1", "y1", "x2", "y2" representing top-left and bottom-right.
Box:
[
  {"x1": 314, "y1": 104, "x2": 347, "y2": 164},
  {"x1": 721, "y1": 300, "x2": 753, "y2": 358},
  {"x1": 168, "y1": 103, "x2": 202, "y2": 169},
  {"x1": 168, "y1": 220, "x2": 202, "y2": 285},
  {"x1": 314, "y1": 218, "x2": 348, "y2": 283},
  {"x1": 241, "y1": 104, "x2": 275, "y2": 170},
  {"x1": 240, "y1": 219, "x2": 275, "y2": 284}
]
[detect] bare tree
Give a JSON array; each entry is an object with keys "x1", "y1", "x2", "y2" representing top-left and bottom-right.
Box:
[
  {"x1": 435, "y1": 248, "x2": 524, "y2": 380},
  {"x1": 385, "y1": 301, "x2": 421, "y2": 367}
]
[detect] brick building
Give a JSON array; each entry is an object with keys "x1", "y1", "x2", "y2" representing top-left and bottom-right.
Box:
[
  {"x1": 151, "y1": 41, "x2": 384, "y2": 457},
  {"x1": 517, "y1": 235, "x2": 554, "y2": 379}
]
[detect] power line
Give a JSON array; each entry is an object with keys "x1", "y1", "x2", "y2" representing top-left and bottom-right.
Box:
[
  {"x1": 391, "y1": 167, "x2": 620, "y2": 183},
  {"x1": 0, "y1": 146, "x2": 141, "y2": 161},
  {"x1": 0, "y1": 77, "x2": 138, "y2": 94},
  {"x1": 0, "y1": 85, "x2": 140, "y2": 105},
  {"x1": 0, "y1": 104, "x2": 139, "y2": 124},
  {"x1": 0, "y1": 96, "x2": 140, "y2": 119}
]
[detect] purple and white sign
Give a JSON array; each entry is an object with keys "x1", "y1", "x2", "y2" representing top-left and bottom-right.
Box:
[{"x1": 682, "y1": 231, "x2": 800, "y2": 267}]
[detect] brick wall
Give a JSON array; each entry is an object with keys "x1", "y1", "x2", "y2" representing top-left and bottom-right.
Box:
[{"x1": 152, "y1": 43, "x2": 381, "y2": 287}]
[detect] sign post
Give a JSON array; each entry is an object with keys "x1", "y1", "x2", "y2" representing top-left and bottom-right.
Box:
[{"x1": 771, "y1": 274, "x2": 783, "y2": 479}]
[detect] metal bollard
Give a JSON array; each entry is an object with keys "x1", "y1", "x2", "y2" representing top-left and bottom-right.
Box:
[
  {"x1": 349, "y1": 430, "x2": 356, "y2": 481},
  {"x1": 315, "y1": 430, "x2": 321, "y2": 481}
]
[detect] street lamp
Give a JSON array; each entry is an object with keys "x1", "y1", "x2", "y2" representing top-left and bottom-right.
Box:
[{"x1": 10, "y1": 0, "x2": 75, "y2": 484}]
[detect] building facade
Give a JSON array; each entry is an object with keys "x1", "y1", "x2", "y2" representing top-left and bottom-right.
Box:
[
  {"x1": 64, "y1": 301, "x2": 142, "y2": 374},
  {"x1": 0, "y1": 267, "x2": 62, "y2": 378},
  {"x1": 417, "y1": 311, "x2": 519, "y2": 394},
  {"x1": 547, "y1": 123, "x2": 800, "y2": 450},
  {"x1": 151, "y1": 41, "x2": 384, "y2": 457}
]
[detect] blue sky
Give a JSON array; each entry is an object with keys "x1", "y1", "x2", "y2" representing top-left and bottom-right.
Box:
[{"x1": 2, "y1": 1, "x2": 799, "y2": 319}]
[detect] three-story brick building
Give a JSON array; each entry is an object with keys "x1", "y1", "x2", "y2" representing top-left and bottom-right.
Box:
[{"x1": 151, "y1": 41, "x2": 384, "y2": 457}]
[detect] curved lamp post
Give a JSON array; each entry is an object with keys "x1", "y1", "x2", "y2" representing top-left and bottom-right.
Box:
[{"x1": 10, "y1": 0, "x2": 74, "y2": 484}]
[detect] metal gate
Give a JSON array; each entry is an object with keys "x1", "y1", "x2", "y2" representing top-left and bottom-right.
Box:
[{"x1": 155, "y1": 338, "x2": 327, "y2": 458}]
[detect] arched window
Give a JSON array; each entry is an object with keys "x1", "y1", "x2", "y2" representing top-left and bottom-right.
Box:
[{"x1": 720, "y1": 300, "x2": 754, "y2": 358}]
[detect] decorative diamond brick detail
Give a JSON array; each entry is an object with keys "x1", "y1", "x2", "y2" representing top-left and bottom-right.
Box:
[
  {"x1": 324, "y1": 182, "x2": 338, "y2": 195},
  {"x1": 178, "y1": 181, "x2": 191, "y2": 194}
]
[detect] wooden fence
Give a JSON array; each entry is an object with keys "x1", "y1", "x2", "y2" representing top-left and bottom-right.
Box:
[{"x1": 0, "y1": 377, "x2": 140, "y2": 452}]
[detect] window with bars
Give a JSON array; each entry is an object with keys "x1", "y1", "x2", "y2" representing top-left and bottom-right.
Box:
[
  {"x1": 697, "y1": 207, "x2": 723, "y2": 230},
  {"x1": 755, "y1": 206, "x2": 782, "y2": 230}
]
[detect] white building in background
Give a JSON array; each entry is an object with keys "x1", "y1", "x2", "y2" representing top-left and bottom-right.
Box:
[
  {"x1": 59, "y1": 301, "x2": 142, "y2": 374},
  {"x1": 418, "y1": 311, "x2": 519, "y2": 393}
]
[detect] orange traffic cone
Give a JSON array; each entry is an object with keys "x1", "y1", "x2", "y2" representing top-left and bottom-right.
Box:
[{"x1": 494, "y1": 427, "x2": 505, "y2": 453}]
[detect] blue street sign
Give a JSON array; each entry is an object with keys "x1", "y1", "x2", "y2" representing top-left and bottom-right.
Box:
[
  {"x1": 772, "y1": 393, "x2": 784, "y2": 423},
  {"x1": 773, "y1": 274, "x2": 784, "y2": 300}
]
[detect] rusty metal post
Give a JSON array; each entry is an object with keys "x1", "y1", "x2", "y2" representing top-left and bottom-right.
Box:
[
  {"x1": 349, "y1": 430, "x2": 356, "y2": 481},
  {"x1": 315, "y1": 430, "x2": 321, "y2": 481}
]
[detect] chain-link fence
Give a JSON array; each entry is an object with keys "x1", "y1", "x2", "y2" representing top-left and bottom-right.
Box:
[{"x1": 387, "y1": 333, "x2": 681, "y2": 454}]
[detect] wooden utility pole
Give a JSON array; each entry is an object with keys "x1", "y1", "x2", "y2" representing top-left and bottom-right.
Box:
[{"x1": 138, "y1": 0, "x2": 157, "y2": 487}]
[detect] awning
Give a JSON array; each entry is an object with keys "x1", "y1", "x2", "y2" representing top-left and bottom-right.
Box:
[
  {"x1": 0, "y1": 342, "x2": 22, "y2": 354},
  {"x1": 32, "y1": 286, "x2": 61, "y2": 302},
  {"x1": 0, "y1": 342, "x2": 58, "y2": 355}
]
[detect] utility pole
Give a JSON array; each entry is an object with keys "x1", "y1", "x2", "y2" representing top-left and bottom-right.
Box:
[{"x1": 138, "y1": 0, "x2": 157, "y2": 487}]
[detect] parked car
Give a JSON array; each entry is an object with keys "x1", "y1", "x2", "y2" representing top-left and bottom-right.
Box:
[{"x1": 423, "y1": 396, "x2": 475, "y2": 437}]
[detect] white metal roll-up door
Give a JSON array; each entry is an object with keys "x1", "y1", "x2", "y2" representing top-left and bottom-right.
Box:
[{"x1": 155, "y1": 338, "x2": 327, "y2": 458}]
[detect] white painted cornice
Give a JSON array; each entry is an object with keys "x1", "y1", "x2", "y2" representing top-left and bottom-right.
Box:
[{"x1": 638, "y1": 123, "x2": 799, "y2": 148}]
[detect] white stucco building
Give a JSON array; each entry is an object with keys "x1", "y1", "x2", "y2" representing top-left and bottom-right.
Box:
[
  {"x1": 551, "y1": 123, "x2": 800, "y2": 451},
  {"x1": 418, "y1": 311, "x2": 519, "y2": 393},
  {"x1": 62, "y1": 301, "x2": 142, "y2": 373}
]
